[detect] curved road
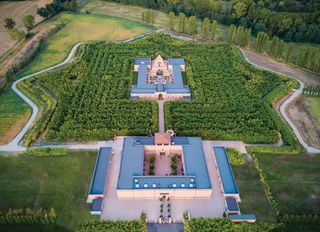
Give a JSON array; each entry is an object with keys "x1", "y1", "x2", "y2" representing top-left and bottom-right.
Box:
[
  {"x1": 239, "y1": 48, "x2": 320, "y2": 154},
  {"x1": 0, "y1": 31, "x2": 157, "y2": 152}
]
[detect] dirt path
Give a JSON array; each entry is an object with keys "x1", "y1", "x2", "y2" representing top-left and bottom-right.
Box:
[{"x1": 242, "y1": 49, "x2": 320, "y2": 86}]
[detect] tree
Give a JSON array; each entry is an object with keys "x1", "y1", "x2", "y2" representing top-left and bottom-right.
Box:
[
  {"x1": 285, "y1": 44, "x2": 294, "y2": 63},
  {"x1": 178, "y1": 13, "x2": 186, "y2": 33},
  {"x1": 8, "y1": 28, "x2": 25, "y2": 41},
  {"x1": 188, "y1": 16, "x2": 197, "y2": 35},
  {"x1": 4, "y1": 18, "x2": 15, "y2": 30},
  {"x1": 168, "y1": 12, "x2": 175, "y2": 31},
  {"x1": 233, "y1": 2, "x2": 248, "y2": 18},
  {"x1": 202, "y1": 17, "x2": 210, "y2": 37},
  {"x1": 22, "y1": 15, "x2": 35, "y2": 32},
  {"x1": 227, "y1": 24, "x2": 236, "y2": 43},
  {"x1": 255, "y1": 32, "x2": 269, "y2": 53},
  {"x1": 211, "y1": 20, "x2": 217, "y2": 41}
]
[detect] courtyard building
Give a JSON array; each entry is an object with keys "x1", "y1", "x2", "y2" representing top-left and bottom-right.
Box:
[{"x1": 130, "y1": 55, "x2": 191, "y2": 100}]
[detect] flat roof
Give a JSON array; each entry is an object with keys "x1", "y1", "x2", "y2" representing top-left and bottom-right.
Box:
[
  {"x1": 117, "y1": 136, "x2": 211, "y2": 189},
  {"x1": 89, "y1": 147, "x2": 112, "y2": 195},
  {"x1": 91, "y1": 198, "x2": 103, "y2": 212},
  {"x1": 226, "y1": 197, "x2": 239, "y2": 212},
  {"x1": 213, "y1": 147, "x2": 239, "y2": 195},
  {"x1": 131, "y1": 57, "x2": 190, "y2": 95}
]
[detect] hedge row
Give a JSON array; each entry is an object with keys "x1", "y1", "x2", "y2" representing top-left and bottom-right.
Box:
[
  {"x1": 280, "y1": 214, "x2": 320, "y2": 224},
  {"x1": 0, "y1": 208, "x2": 56, "y2": 224},
  {"x1": 252, "y1": 154, "x2": 281, "y2": 218},
  {"x1": 248, "y1": 84, "x2": 300, "y2": 154},
  {"x1": 17, "y1": 76, "x2": 57, "y2": 146},
  {"x1": 24, "y1": 147, "x2": 68, "y2": 157}
]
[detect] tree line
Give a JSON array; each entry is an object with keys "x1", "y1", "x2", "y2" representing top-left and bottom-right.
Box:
[{"x1": 104, "y1": 0, "x2": 320, "y2": 43}]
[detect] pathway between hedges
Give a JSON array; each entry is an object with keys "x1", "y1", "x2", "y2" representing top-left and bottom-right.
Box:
[{"x1": 1, "y1": 31, "x2": 319, "y2": 154}]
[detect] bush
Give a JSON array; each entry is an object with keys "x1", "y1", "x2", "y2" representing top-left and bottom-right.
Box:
[
  {"x1": 24, "y1": 148, "x2": 68, "y2": 157},
  {"x1": 8, "y1": 28, "x2": 25, "y2": 41},
  {"x1": 0, "y1": 208, "x2": 56, "y2": 224},
  {"x1": 226, "y1": 148, "x2": 244, "y2": 166},
  {"x1": 77, "y1": 219, "x2": 144, "y2": 232}
]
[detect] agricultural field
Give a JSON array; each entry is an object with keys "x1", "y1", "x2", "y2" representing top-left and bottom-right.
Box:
[
  {"x1": 257, "y1": 153, "x2": 320, "y2": 215},
  {"x1": 0, "y1": 150, "x2": 97, "y2": 231},
  {"x1": 0, "y1": 90, "x2": 30, "y2": 145},
  {"x1": 0, "y1": 0, "x2": 51, "y2": 56},
  {"x1": 18, "y1": 12, "x2": 155, "y2": 76},
  {"x1": 18, "y1": 34, "x2": 291, "y2": 144}
]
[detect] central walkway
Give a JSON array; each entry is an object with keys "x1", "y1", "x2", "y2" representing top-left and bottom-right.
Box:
[{"x1": 157, "y1": 100, "x2": 165, "y2": 133}]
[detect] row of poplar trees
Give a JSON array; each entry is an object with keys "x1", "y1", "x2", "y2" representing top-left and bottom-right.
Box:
[
  {"x1": 254, "y1": 32, "x2": 320, "y2": 73},
  {"x1": 167, "y1": 12, "x2": 218, "y2": 40}
]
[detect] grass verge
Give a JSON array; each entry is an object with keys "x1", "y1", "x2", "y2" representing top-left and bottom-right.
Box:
[
  {"x1": 18, "y1": 12, "x2": 155, "y2": 77},
  {"x1": 0, "y1": 150, "x2": 97, "y2": 230},
  {"x1": 0, "y1": 90, "x2": 31, "y2": 145},
  {"x1": 256, "y1": 153, "x2": 320, "y2": 215}
]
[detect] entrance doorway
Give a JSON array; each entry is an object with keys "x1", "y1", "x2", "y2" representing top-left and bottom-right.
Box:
[{"x1": 158, "y1": 94, "x2": 163, "y2": 100}]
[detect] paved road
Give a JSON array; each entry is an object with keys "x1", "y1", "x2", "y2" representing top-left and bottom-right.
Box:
[
  {"x1": 0, "y1": 42, "x2": 84, "y2": 152},
  {"x1": 0, "y1": 31, "x2": 158, "y2": 152},
  {"x1": 240, "y1": 48, "x2": 320, "y2": 154}
]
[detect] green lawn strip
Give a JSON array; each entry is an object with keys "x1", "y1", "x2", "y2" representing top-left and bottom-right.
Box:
[
  {"x1": 232, "y1": 161, "x2": 277, "y2": 223},
  {"x1": 0, "y1": 150, "x2": 97, "y2": 230},
  {"x1": 0, "y1": 90, "x2": 31, "y2": 142},
  {"x1": 256, "y1": 153, "x2": 320, "y2": 215},
  {"x1": 306, "y1": 96, "x2": 320, "y2": 122},
  {"x1": 17, "y1": 12, "x2": 155, "y2": 77}
]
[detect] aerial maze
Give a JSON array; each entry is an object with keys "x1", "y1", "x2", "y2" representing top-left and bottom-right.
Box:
[{"x1": 18, "y1": 34, "x2": 298, "y2": 149}]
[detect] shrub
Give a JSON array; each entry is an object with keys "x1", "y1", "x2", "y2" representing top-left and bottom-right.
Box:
[
  {"x1": 226, "y1": 148, "x2": 244, "y2": 166},
  {"x1": 0, "y1": 208, "x2": 56, "y2": 224},
  {"x1": 24, "y1": 148, "x2": 68, "y2": 157}
]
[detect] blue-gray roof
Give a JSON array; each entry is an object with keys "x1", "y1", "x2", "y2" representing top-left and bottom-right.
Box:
[
  {"x1": 213, "y1": 147, "x2": 239, "y2": 195},
  {"x1": 91, "y1": 198, "x2": 103, "y2": 212},
  {"x1": 168, "y1": 58, "x2": 185, "y2": 65},
  {"x1": 117, "y1": 136, "x2": 211, "y2": 190},
  {"x1": 131, "y1": 57, "x2": 190, "y2": 96},
  {"x1": 89, "y1": 147, "x2": 112, "y2": 195},
  {"x1": 229, "y1": 214, "x2": 256, "y2": 220},
  {"x1": 226, "y1": 197, "x2": 239, "y2": 212},
  {"x1": 134, "y1": 58, "x2": 151, "y2": 65}
]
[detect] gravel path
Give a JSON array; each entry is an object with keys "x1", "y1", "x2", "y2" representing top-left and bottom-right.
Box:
[
  {"x1": 239, "y1": 48, "x2": 320, "y2": 154},
  {"x1": 157, "y1": 100, "x2": 165, "y2": 133}
]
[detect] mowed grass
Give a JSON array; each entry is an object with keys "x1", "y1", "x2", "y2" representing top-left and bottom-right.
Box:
[
  {"x1": 0, "y1": 150, "x2": 98, "y2": 231},
  {"x1": 306, "y1": 96, "x2": 320, "y2": 121},
  {"x1": 0, "y1": 90, "x2": 30, "y2": 144},
  {"x1": 232, "y1": 161, "x2": 276, "y2": 223},
  {"x1": 257, "y1": 153, "x2": 320, "y2": 215},
  {"x1": 19, "y1": 12, "x2": 155, "y2": 76}
]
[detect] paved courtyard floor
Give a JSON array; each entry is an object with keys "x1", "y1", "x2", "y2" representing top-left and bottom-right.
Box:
[{"x1": 101, "y1": 137, "x2": 226, "y2": 221}]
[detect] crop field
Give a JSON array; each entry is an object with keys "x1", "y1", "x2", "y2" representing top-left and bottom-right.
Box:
[
  {"x1": 0, "y1": 150, "x2": 97, "y2": 230},
  {"x1": 0, "y1": 90, "x2": 30, "y2": 145},
  {"x1": 19, "y1": 34, "x2": 287, "y2": 144},
  {"x1": 18, "y1": 12, "x2": 155, "y2": 76},
  {"x1": 0, "y1": 0, "x2": 51, "y2": 56},
  {"x1": 257, "y1": 153, "x2": 320, "y2": 215}
]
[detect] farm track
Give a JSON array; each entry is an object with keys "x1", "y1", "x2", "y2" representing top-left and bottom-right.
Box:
[{"x1": 1, "y1": 31, "x2": 319, "y2": 154}]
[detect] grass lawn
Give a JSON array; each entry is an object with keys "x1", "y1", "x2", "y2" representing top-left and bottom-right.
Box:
[
  {"x1": 232, "y1": 160, "x2": 277, "y2": 223},
  {"x1": 18, "y1": 12, "x2": 155, "y2": 76},
  {"x1": 0, "y1": 150, "x2": 98, "y2": 231},
  {"x1": 257, "y1": 153, "x2": 320, "y2": 215},
  {"x1": 306, "y1": 96, "x2": 320, "y2": 122},
  {"x1": 82, "y1": 0, "x2": 229, "y2": 37},
  {"x1": 0, "y1": 90, "x2": 30, "y2": 145}
]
